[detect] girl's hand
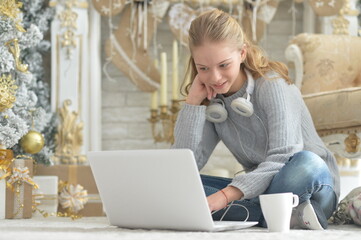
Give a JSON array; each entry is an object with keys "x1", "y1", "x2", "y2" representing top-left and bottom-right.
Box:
[
  {"x1": 186, "y1": 75, "x2": 216, "y2": 105},
  {"x1": 207, "y1": 191, "x2": 228, "y2": 212},
  {"x1": 207, "y1": 186, "x2": 244, "y2": 212}
]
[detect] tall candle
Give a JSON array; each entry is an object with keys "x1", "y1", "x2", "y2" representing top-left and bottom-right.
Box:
[
  {"x1": 172, "y1": 40, "x2": 179, "y2": 100},
  {"x1": 160, "y1": 52, "x2": 167, "y2": 106},
  {"x1": 150, "y1": 91, "x2": 158, "y2": 110},
  {"x1": 154, "y1": 58, "x2": 159, "y2": 70}
]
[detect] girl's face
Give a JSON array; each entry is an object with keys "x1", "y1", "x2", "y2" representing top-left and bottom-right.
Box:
[{"x1": 192, "y1": 41, "x2": 246, "y2": 96}]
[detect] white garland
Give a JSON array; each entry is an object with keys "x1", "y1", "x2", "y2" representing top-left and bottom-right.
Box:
[{"x1": 0, "y1": 1, "x2": 55, "y2": 160}]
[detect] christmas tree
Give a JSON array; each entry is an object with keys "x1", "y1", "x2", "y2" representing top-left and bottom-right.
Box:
[{"x1": 0, "y1": 0, "x2": 56, "y2": 165}]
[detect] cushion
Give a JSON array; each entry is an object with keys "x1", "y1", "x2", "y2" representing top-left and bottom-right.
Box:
[
  {"x1": 290, "y1": 34, "x2": 361, "y2": 95},
  {"x1": 303, "y1": 87, "x2": 361, "y2": 131}
]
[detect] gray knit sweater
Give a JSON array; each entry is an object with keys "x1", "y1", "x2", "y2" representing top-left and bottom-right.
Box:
[{"x1": 172, "y1": 73, "x2": 340, "y2": 200}]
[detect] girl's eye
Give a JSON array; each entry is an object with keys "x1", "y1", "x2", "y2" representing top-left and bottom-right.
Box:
[
  {"x1": 199, "y1": 67, "x2": 209, "y2": 71},
  {"x1": 220, "y1": 63, "x2": 229, "y2": 68}
]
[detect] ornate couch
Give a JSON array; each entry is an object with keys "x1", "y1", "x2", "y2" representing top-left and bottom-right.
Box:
[{"x1": 285, "y1": 33, "x2": 361, "y2": 198}]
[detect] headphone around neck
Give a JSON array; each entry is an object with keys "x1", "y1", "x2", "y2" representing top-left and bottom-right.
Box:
[{"x1": 206, "y1": 69, "x2": 255, "y2": 123}]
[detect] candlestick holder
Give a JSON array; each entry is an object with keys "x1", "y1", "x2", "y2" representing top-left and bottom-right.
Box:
[{"x1": 148, "y1": 100, "x2": 181, "y2": 144}]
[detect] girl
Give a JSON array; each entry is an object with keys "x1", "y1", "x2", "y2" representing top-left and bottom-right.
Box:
[{"x1": 172, "y1": 9, "x2": 339, "y2": 230}]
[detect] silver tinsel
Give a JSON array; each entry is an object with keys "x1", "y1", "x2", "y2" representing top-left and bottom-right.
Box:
[
  {"x1": 18, "y1": 24, "x2": 43, "y2": 49},
  {"x1": 0, "y1": 45, "x2": 15, "y2": 72},
  {"x1": 0, "y1": 109, "x2": 28, "y2": 147},
  {"x1": 0, "y1": 17, "x2": 17, "y2": 42}
]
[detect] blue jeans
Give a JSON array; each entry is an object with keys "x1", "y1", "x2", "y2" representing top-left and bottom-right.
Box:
[{"x1": 201, "y1": 151, "x2": 338, "y2": 228}]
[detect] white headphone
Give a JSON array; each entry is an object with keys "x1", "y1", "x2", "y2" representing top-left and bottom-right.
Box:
[{"x1": 206, "y1": 69, "x2": 255, "y2": 123}]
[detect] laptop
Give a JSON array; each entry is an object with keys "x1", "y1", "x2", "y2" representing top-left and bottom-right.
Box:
[{"x1": 88, "y1": 148, "x2": 258, "y2": 231}]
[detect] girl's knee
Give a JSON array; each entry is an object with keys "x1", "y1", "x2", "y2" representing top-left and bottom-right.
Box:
[
  {"x1": 290, "y1": 151, "x2": 329, "y2": 175},
  {"x1": 279, "y1": 151, "x2": 331, "y2": 188}
]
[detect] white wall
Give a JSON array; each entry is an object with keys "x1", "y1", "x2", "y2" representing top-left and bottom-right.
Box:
[{"x1": 101, "y1": 1, "x2": 304, "y2": 177}]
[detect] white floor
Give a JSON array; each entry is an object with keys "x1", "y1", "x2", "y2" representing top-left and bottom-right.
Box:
[{"x1": 1, "y1": 217, "x2": 360, "y2": 240}]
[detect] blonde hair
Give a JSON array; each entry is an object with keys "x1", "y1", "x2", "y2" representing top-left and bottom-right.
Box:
[{"x1": 181, "y1": 9, "x2": 291, "y2": 97}]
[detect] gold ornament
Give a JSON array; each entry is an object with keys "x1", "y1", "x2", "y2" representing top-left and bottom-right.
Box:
[
  {"x1": 332, "y1": 15, "x2": 350, "y2": 35},
  {"x1": 5, "y1": 39, "x2": 29, "y2": 73},
  {"x1": 52, "y1": 99, "x2": 86, "y2": 164},
  {"x1": 0, "y1": 0, "x2": 26, "y2": 32},
  {"x1": 0, "y1": 74, "x2": 18, "y2": 112},
  {"x1": 344, "y1": 133, "x2": 361, "y2": 153},
  {"x1": 341, "y1": 0, "x2": 360, "y2": 16},
  {"x1": 20, "y1": 130, "x2": 45, "y2": 154},
  {"x1": 61, "y1": 29, "x2": 77, "y2": 57},
  {"x1": 50, "y1": 0, "x2": 90, "y2": 59},
  {"x1": 0, "y1": 144, "x2": 14, "y2": 181}
]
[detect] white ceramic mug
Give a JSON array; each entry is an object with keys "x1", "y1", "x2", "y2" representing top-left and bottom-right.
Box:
[{"x1": 260, "y1": 192, "x2": 299, "y2": 232}]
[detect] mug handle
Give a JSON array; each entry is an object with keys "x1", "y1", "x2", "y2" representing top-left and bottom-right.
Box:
[{"x1": 292, "y1": 194, "x2": 299, "y2": 207}]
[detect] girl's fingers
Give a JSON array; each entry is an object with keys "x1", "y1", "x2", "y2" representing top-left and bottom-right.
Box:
[{"x1": 205, "y1": 85, "x2": 213, "y2": 100}]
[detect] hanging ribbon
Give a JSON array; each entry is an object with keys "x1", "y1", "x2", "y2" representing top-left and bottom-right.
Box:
[
  {"x1": 32, "y1": 190, "x2": 48, "y2": 217},
  {"x1": 32, "y1": 191, "x2": 58, "y2": 218},
  {"x1": 289, "y1": 0, "x2": 298, "y2": 37},
  {"x1": 33, "y1": 191, "x2": 45, "y2": 206},
  {"x1": 0, "y1": 159, "x2": 13, "y2": 181},
  {"x1": 0, "y1": 149, "x2": 14, "y2": 180},
  {"x1": 245, "y1": 0, "x2": 270, "y2": 42}
]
